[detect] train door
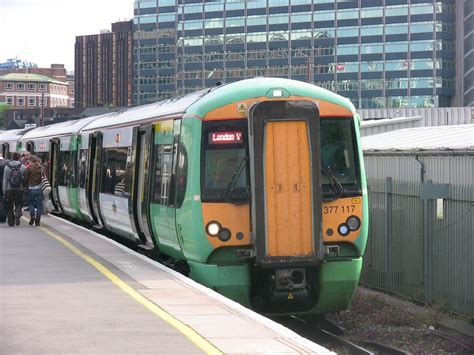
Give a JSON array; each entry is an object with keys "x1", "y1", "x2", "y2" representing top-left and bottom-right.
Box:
[
  {"x1": 77, "y1": 134, "x2": 94, "y2": 223},
  {"x1": 248, "y1": 100, "x2": 324, "y2": 263},
  {"x1": 97, "y1": 127, "x2": 139, "y2": 242},
  {"x1": 57, "y1": 137, "x2": 74, "y2": 216},
  {"x1": 26, "y1": 141, "x2": 35, "y2": 153},
  {"x1": 89, "y1": 132, "x2": 104, "y2": 227},
  {"x1": 49, "y1": 138, "x2": 62, "y2": 212},
  {"x1": 148, "y1": 119, "x2": 184, "y2": 259},
  {"x1": 133, "y1": 125, "x2": 156, "y2": 248}
]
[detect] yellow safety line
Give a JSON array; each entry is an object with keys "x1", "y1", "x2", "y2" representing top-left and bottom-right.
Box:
[{"x1": 38, "y1": 225, "x2": 223, "y2": 355}]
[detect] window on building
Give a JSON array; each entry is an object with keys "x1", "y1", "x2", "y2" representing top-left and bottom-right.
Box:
[
  {"x1": 5, "y1": 96, "x2": 13, "y2": 105},
  {"x1": 28, "y1": 97, "x2": 36, "y2": 106},
  {"x1": 5, "y1": 82, "x2": 13, "y2": 90},
  {"x1": 17, "y1": 96, "x2": 25, "y2": 106},
  {"x1": 17, "y1": 83, "x2": 25, "y2": 91},
  {"x1": 27, "y1": 83, "x2": 35, "y2": 91},
  {"x1": 39, "y1": 83, "x2": 47, "y2": 91}
]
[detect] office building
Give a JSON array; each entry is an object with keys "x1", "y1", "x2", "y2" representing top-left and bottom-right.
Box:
[
  {"x1": 75, "y1": 20, "x2": 134, "y2": 108},
  {"x1": 133, "y1": 0, "x2": 465, "y2": 109}
]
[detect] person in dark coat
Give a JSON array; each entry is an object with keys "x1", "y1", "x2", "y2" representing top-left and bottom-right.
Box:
[
  {"x1": 23, "y1": 155, "x2": 44, "y2": 226},
  {"x1": 0, "y1": 153, "x2": 9, "y2": 223},
  {"x1": 2, "y1": 152, "x2": 26, "y2": 226}
]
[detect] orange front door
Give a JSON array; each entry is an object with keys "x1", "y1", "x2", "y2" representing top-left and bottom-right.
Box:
[{"x1": 265, "y1": 121, "x2": 313, "y2": 257}]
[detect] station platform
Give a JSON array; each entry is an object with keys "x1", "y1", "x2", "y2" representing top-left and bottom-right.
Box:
[{"x1": 0, "y1": 214, "x2": 332, "y2": 354}]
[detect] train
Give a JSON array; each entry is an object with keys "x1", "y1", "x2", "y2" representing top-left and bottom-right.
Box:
[{"x1": 0, "y1": 78, "x2": 368, "y2": 315}]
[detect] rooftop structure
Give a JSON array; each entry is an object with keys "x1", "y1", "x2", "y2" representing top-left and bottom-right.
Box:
[
  {"x1": 362, "y1": 124, "x2": 474, "y2": 152},
  {"x1": 0, "y1": 58, "x2": 38, "y2": 71}
]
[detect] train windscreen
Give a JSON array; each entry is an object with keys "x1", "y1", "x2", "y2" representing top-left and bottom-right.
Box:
[
  {"x1": 320, "y1": 118, "x2": 360, "y2": 199},
  {"x1": 201, "y1": 120, "x2": 249, "y2": 203}
]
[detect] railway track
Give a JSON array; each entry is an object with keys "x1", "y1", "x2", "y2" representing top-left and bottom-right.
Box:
[{"x1": 274, "y1": 315, "x2": 410, "y2": 355}]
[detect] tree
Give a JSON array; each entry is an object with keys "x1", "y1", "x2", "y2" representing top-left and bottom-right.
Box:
[{"x1": 0, "y1": 103, "x2": 7, "y2": 129}]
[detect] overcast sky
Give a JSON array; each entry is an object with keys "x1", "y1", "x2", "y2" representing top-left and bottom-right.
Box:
[{"x1": 0, "y1": 0, "x2": 134, "y2": 72}]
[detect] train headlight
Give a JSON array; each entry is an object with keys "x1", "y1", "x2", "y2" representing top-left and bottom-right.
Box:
[
  {"x1": 206, "y1": 221, "x2": 221, "y2": 236},
  {"x1": 218, "y1": 228, "x2": 232, "y2": 242},
  {"x1": 338, "y1": 223, "x2": 350, "y2": 236},
  {"x1": 346, "y1": 216, "x2": 361, "y2": 231}
]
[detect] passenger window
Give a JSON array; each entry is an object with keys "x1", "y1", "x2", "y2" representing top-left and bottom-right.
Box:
[
  {"x1": 59, "y1": 151, "x2": 71, "y2": 187},
  {"x1": 175, "y1": 143, "x2": 188, "y2": 208},
  {"x1": 101, "y1": 147, "x2": 132, "y2": 197},
  {"x1": 79, "y1": 150, "x2": 88, "y2": 188},
  {"x1": 153, "y1": 144, "x2": 173, "y2": 205},
  {"x1": 152, "y1": 119, "x2": 182, "y2": 207}
]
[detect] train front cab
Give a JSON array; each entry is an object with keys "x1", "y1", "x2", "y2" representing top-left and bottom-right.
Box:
[{"x1": 191, "y1": 93, "x2": 367, "y2": 315}]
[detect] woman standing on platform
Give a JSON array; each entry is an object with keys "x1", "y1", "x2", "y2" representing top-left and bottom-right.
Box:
[{"x1": 23, "y1": 155, "x2": 43, "y2": 226}]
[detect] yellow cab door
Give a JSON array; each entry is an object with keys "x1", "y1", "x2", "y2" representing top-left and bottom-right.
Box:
[
  {"x1": 265, "y1": 121, "x2": 313, "y2": 257},
  {"x1": 249, "y1": 100, "x2": 323, "y2": 263}
]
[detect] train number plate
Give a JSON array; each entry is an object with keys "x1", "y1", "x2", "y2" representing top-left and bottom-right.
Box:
[{"x1": 323, "y1": 205, "x2": 355, "y2": 214}]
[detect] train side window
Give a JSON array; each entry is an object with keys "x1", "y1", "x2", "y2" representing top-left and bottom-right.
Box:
[
  {"x1": 175, "y1": 143, "x2": 188, "y2": 208},
  {"x1": 59, "y1": 151, "x2": 71, "y2": 187},
  {"x1": 101, "y1": 147, "x2": 132, "y2": 197},
  {"x1": 79, "y1": 149, "x2": 87, "y2": 188},
  {"x1": 152, "y1": 144, "x2": 173, "y2": 205}
]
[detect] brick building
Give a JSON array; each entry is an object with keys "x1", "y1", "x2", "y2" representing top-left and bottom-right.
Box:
[
  {"x1": 0, "y1": 73, "x2": 71, "y2": 109},
  {"x1": 75, "y1": 20, "x2": 133, "y2": 108}
]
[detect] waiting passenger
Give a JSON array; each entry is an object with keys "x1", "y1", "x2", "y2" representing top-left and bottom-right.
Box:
[
  {"x1": 2, "y1": 152, "x2": 26, "y2": 226},
  {"x1": 23, "y1": 155, "x2": 44, "y2": 226}
]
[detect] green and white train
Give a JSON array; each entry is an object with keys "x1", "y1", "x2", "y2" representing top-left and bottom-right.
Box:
[{"x1": 0, "y1": 78, "x2": 368, "y2": 315}]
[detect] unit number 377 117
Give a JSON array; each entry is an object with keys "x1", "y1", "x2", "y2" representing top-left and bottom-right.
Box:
[{"x1": 323, "y1": 205, "x2": 355, "y2": 214}]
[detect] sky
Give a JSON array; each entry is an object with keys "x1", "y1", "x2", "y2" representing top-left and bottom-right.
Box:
[{"x1": 0, "y1": 0, "x2": 134, "y2": 72}]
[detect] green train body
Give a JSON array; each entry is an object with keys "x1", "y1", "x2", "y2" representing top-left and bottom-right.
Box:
[{"x1": 0, "y1": 78, "x2": 368, "y2": 315}]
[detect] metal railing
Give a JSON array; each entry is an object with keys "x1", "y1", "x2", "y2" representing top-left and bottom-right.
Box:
[{"x1": 361, "y1": 178, "x2": 474, "y2": 316}]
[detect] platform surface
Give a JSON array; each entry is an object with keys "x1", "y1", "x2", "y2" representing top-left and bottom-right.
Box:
[{"x1": 0, "y1": 215, "x2": 332, "y2": 354}]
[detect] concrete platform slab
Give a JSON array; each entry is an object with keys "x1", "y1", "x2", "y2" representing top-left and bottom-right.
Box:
[{"x1": 0, "y1": 215, "x2": 333, "y2": 354}]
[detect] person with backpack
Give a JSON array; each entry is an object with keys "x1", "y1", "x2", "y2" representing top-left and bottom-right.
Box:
[
  {"x1": 2, "y1": 152, "x2": 26, "y2": 227},
  {"x1": 0, "y1": 153, "x2": 9, "y2": 223},
  {"x1": 23, "y1": 155, "x2": 44, "y2": 226}
]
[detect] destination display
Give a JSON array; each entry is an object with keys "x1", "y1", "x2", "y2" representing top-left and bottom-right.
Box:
[{"x1": 208, "y1": 131, "x2": 243, "y2": 144}]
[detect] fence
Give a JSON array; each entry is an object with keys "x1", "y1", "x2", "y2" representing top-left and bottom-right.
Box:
[{"x1": 361, "y1": 177, "x2": 474, "y2": 316}]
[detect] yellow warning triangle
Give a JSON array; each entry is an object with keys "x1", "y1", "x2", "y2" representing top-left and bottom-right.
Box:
[
  {"x1": 238, "y1": 104, "x2": 246, "y2": 111},
  {"x1": 287, "y1": 292, "x2": 294, "y2": 300}
]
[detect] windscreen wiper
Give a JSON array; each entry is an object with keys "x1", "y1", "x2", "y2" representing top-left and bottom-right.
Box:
[
  {"x1": 321, "y1": 164, "x2": 344, "y2": 201},
  {"x1": 222, "y1": 156, "x2": 249, "y2": 204}
]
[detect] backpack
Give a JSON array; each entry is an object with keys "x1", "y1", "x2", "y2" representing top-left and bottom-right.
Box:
[{"x1": 7, "y1": 162, "x2": 23, "y2": 189}]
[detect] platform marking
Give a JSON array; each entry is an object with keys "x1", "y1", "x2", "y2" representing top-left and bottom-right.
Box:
[{"x1": 38, "y1": 225, "x2": 223, "y2": 355}]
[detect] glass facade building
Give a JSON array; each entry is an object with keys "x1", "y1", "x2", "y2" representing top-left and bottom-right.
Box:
[
  {"x1": 133, "y1": 0, "x2": 458, "y2": 109},
  {"x1": 464, "y1": 0, "x2": 473, "y2": 106}
]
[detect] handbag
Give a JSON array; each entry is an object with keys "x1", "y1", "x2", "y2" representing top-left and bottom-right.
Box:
[
  {"x1": 42, "y1": 197, "x2": 54, "y2": 215},
  {"x1": 40, "y1": 170, "x2": 52, "y2": 197}
]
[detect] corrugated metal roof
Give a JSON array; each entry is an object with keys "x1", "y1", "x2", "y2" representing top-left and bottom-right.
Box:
[{"x1": 362, "y1": 124, "x2": 474, "y2": 152}]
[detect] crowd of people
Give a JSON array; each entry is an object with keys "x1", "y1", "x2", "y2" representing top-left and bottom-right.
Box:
[{"x1": 0, "y1": 150, "x2": 47, "y2": 227}]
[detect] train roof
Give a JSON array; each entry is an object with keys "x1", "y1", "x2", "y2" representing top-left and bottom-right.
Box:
[
  {"x1": 12, "y1": 78, "x2": 355, "y2": 142},
  {"x1": 20, "y1": 113, "x2": 116, "y2": 141},
  {"x1": 186, "y1": 77, "x2": 356, "y2": 118},
  {"x1": 0, "y1": 128, "x2": 32, "y2": 142},
  {"x1": 80, "y1": 90, "x2": 208, "y2": 132}
]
